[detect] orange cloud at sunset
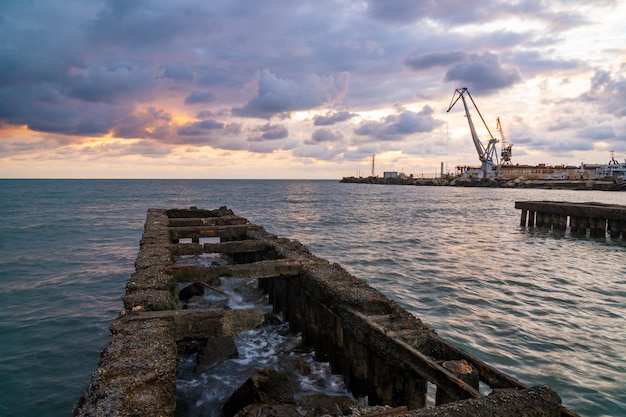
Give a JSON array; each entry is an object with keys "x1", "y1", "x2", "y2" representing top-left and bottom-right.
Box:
[{"x1": 1, "y1": 1, "x2": 625, "y2": 178}]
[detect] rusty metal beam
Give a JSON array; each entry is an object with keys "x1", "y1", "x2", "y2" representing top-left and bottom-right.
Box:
[{"x1": 353, "y1": 311, "x2": 482, "y2": 402}]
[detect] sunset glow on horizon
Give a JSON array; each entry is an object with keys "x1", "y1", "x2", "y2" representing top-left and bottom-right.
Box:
[{"x1": 1, "y1": 1, "x2": 625, "y2": 179}]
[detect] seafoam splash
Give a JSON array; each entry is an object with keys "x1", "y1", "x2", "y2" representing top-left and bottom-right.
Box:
[{"x1": 174, "y1": 255, "x2": 353, "y2": 417}]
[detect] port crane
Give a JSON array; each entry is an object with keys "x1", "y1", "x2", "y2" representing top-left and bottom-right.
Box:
[
  {"x1": 446, "y1": 87, "x2": 500, "y2": 178},
  {"x1": 497, "y1": 117, "x2": 513, "y2": 165}
]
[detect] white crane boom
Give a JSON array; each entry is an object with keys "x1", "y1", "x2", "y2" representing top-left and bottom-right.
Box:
[{"x1": 446, "y1": 87, "x2": 500, "y2": 178}]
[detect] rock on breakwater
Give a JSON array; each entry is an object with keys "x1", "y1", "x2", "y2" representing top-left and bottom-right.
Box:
[{"x1": 341, "y1": 175, "x2": 626, "y2": 191}]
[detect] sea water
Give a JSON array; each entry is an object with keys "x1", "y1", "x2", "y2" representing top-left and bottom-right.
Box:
[
  {"x1": 0, "y1": 179, "x2": 624, "y2": 417},
  {"x1": 175, "y1": 273, "x2": 352, "y2": 417}
]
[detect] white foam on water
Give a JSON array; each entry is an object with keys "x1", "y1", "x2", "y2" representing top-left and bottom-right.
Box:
[{"x1": 175, "y1": 262, "x2": 352, "y2": 416}]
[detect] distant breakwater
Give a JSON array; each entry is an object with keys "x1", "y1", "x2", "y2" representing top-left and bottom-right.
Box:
[{"x1": 340, "y1": 176, "x2": 626, "y2": 191}]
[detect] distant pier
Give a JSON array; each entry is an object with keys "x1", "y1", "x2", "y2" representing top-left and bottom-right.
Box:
[
  {"x1": 516, "y1": 201, "x2": 626, "y2": 238},
  {"x1": 75, "y1": 207, "x2": 578, "y2": 417},
  {"x1": 341, "y1": 176, "x2": 626, "y2": 191}
]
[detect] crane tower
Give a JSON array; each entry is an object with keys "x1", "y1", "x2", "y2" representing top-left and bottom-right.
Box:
[
  {"x1": 497, "y1": 117, "x2": 513, "y2": 165},
  {"x1": 446, "y1": 88, "x2": 500, "y2": 179}
]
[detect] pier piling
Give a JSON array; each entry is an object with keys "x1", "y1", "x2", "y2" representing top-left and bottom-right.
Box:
[{"x1": 516, "y1": 201, "x2": 626, "y2": 238}]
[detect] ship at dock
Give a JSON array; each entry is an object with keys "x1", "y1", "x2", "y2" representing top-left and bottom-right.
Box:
[{"x1": 596, "y1": 151, "x2": 626, "y2": 180}]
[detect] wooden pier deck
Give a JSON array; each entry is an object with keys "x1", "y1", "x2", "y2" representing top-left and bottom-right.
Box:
[
  {"x1": 515, "y1": 201, "x2": 626, "y2": 237},
  {"x1": 74, "y1": 207, "x2": 579, "y2": 417}
]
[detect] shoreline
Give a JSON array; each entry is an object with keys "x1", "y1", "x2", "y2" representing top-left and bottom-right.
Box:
[{"x1": 340, "y1": 176, "x2": 626, "y2": 191}]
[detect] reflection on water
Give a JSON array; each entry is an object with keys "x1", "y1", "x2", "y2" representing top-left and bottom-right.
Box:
[
  {"x1": 238, "y1": 184, "x2": 626, "y2": 416},
  {"x1": 1, "y1": 180, "x2": 625, "y2": 417}
]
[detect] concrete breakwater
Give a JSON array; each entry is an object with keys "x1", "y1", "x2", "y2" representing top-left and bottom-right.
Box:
[
  {"x1": 74, "y1": 207, "x2": 578, "y2": 417},
  {"x1": 516, "y1": 201, "x2": 626, "y2": 238},
  {"x1": 341, "y1": 176, "x2": 626, "y2": 191}
]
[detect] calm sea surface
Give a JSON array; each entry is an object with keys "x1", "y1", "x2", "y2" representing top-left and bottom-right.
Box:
[{"x1": 0, "y1": 179, "x2": 624, "y2": 417}]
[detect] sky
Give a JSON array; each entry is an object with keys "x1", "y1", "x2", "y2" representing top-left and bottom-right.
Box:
[{"x1": 1, "y1": 0, "x2": 625, "y2": 179}]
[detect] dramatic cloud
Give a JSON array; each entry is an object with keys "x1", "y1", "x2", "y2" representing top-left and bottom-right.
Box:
[
  {"x1": 161, "y1": 65, "x2": 195, "y2": 82},
  {"x1": 306, "y1": 129, "x2": 344, "y2": 144},
  {"x1": 366, "y1": 0, "x2": 597, "y2": 30},
  {"x1": 509, "y1": 51, "x2": 585, "y2": 76},
  {"x1": 533, "y1": 137, "x2": 596, "y2": 154},
  {"x1": 67, "y1": 65, "x2": 158, "y2": 103},
  {"x1": 366, "y1": 0, "x2": 431, "y2": 24},
  {"x1": 404, "y1": 52, "x2": 466, "y2": 71},
  {"x1": 178, "y1": 119, "x2": 225, "y2": 136},
  {"x1": 247, "y1": 138, "x2": 299, "y2": 154},
  {"x1": 313, "y1": 111, "x2": 356, "y2": 126},
  {"x1": 293, "y1": 144, "x2": 345, "y2": 161},
  {"x1": 579, "y1": 67, "x2": 626, "y2": 117},
  {"x1": 185, "y1": 91, "x2": 215, "y2": 105},
  {"x1": 233, "y1": 70, "x2": 351, "y2": 118},
  {"x1": 444, "y1": 52, "x2": 521, "y2": 93},
  {"x1": 113, "y1": 107, "x2": 173, "y2": 139},
  {"x1": 0, "y1": 0, "x2": 623, "y2": 177},
  {"x1": 579, "y1": 125, "x2": 615, "y2": 140},
  {"x1": 86, "y1": 0, "x2": 209, "y2": 47},
  {"x1": 354, "y1": 106, "x2": 443, "y2": 142},
  {"x1": 547, "y1": 117, "x2": 587, "y2": 132},
  {"x1": 248, "y1": 123, "x2": 289, "y2": 142}
]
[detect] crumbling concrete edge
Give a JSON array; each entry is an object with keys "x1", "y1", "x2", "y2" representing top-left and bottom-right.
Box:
[
  {"x1": 74, "y1": 209, "x2": 180, "y2": 416},
  {"x1": 73, "y1": 207, "x2": 576, "y2": 417}
]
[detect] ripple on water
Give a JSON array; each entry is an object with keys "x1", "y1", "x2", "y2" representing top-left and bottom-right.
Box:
[{"x1": 3, "y1": 181, "x2": 626, "y2": 417}]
